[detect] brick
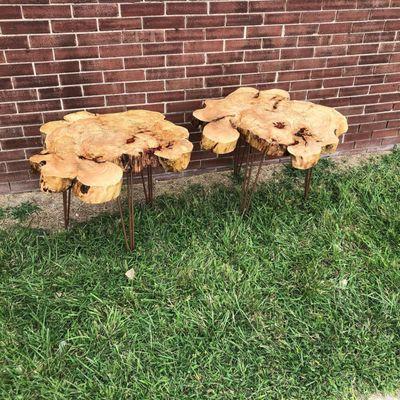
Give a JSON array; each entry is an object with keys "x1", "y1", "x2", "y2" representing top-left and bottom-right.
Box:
[
  {"x1": 23, "y1": 5, "x2": 71, "y2": 18},
  {"x1": 125, "y1": 56, "x2": 165, "y2": 69},
  {"x1": 0, "y1": 63, "x2": 33, "y2": 77},
  {"x1": 187, "y1": 65, "x2": 223, "y2": 77},
  {"x1": 143, "y1": 42, "x2": 183, "y2": 55},
  {"x1": 1, "y1": 137, "x2": 42, "y2": 150},
  {"x1": 6, "y1": 160, "x2": 30, "y2": 172},
  {"x1": 0, "y1": 78, "x2": 12, "y2": 90},
  {"x1": 278, "y1": 70, "x2": 310, "y2": 81},
  {"x1": 99, "y1": 44, "x2": 141, "y2": 58},
  {"x1": 167, "y1": 2, "x2": 207, "y2": 14},
  {"x1": 281, "y1": 47, "x2": 314, "y2": 59},
  {"x1": 0, "y1": 171, "x2": 30, "y2": 183},
  {"x1": 264, "y1": 12, "x2": 300, "y2": 24},
  {"x1": 263, "y1": 37, "x2": 297, "y2": 48},
  {"x1": 207, "y1": 27, "x2": 245, "y2": 40},
  {"x1": 244, "y1": 49, "x2": 279, "y2": 62},
  {"x1": 29, "y1": 34, "x2": 76, "y2": 48},
  {"x1": 370, "y1": 9, "x2": 400, "y2": 20},
  {"x1": 13, "y1": 75, "x2": 58, "y2": 89},
  {"x1": 126, "y1": 81, "x2": 164, "y2": 93},
  {"x1": 340, "y1": 86, "x2": 369, "y2": 96},
  {"x1": 166, "y1": 78, "x2": 203, "y2": 90},
  {"x1": 73, "y1": 4, "x2": 118, "y2": 17},
  {"x1": 166, "y1": 100, "x2": 202, "y2": 113},
  {"x1": 247, "y1": 25, "x2": 282, "y2": 37},
  {"x1": 0, "y1": 6, "x2": 22, "y2": 19},
  {"x1": 0, "y1": 150, "x2": 25, "y2": 162},
  {"x1": 18, "y1": 100, "x2": 61, "y2": 113},
  {"x1": 0, "y1": 183, "x2": 10, "y2": 194},
  {"x1": 249, "y1": 0, "x2": 284, "y2": 11},
  {"x1": 187, "y1": 15, "x2": 225, "y2": 28},
  {"x1": 83, "y1": 83, "x2": 123, "y2": 96},
  {"x1": 54, "y1": 47, "x2": 99, "y2": 60},
  {"x1": 207, "y1": 51, "x2": 244, "y2": 64},
  {"x1": 0, "y1": 36, "x2": 28, "y2": 49},
  {"x1": 78, "y1": 32, "x2": 122, "y2": 46},
  {"x1": 167, "y1": 54, "x2": 205, "y2": 66},
  {"x1": 104, "y1": 70, "x2": 145, "y2": 83},
  {"x1": 206, "y1": 75, "x2": 240, "y2": 87},
  {"x1": 359, "y1": 54, "x2": 390, "y2": 64},
  {"x1": 210, "y1": 1, "x2": 247, "y2": 13},
  {"x1": 6, "y1": 49, "x2": 53, "y2": 63},
  {"x1": 226, "y1": 14, "x2": 263, "y2": 26},
  {"x1": 121, "y1": 3, "x2": 165, "y2": 17},
  {"x1": 323, "y1": 77, "x2": 354, "y2": 88},
  {"x1": 314, "y1": 46, "x2": 346, "y2": 57},
  {"x1": 286, "y1": 24, "x2": 319, "y2": 35},
  {"x1": 166, "y1": 29, "x2": 204, "y2": 42},
  {"x1": 52, "y1": 19, "x2": 97, "y2": 33},
  {"x1": 319, "y1": 22, "x2": 352, "y2": 34},
  {"x1": 287, "y1": 0, "x2": 321, "y2": 10},
  {"x1": 60, "y1": 72, "x2": 103, "y2": 86},
  {"x1": 327, "y1": 56, "x2": 359, "y2": 67},
  {"x1": 225, "y1": 39, "x2": 261, "y2": 51},
  {"x1": 34, "y1": 61, "x2": 79, "y2": 74},
  {"x1": 294, "y1": 58, "x2": 326, "y2": 70},
  {"x1": 242, "y1": 72, "x2": 276, "y2": 85},
  {"x1": 336, "y1": 9, "x2": 369, "y2": 21},
  {"x1": 99, "y1": 18, "x2": 141, "y2": 31},
  {"x1": 384, "y1": 20, "x2": 400, "y2": 31},
  {"x1": 1, "y1": 20, "x2": 49, "y2": 34},
  {"x1": 10, "y1": 180, "x2": 39, "y2": 193},
  {"x1": 146, "y1": 67, "x2": 185, "y2": 80},
  {"x1": 39, "y1": 86, "x2": 83, "y2": 100},
  {"x1": 62, "y1": 96, "x2": 104, "y2": 110},
  {"x1": 184, "y1": 41, "x2": 223, "y2": 53},
  {"x1": 147, "y1": 91, "x2": 184, "y2": 103},
  {"x1": 123, "y1": 30, "x2": 164, "y2": 43},
  {"x1": 0, "y1": 103, "x2": 16, "y2": 115},
  {"x1": 143, "y1": 16, "x2": 184, "y2": 29},
  {"x1": 357, "y1": 0, "x2": 389, "y2": 7},
  {"x1": 0, "y1": 89, "x2": 37, "y2": 103},
  {"x1": 323, "y1": 0, "x2": 357, "y2": 9},
  {"x1": 81, "y1": 58, "x2": 124, "y2": 71},
  {"x1": 185, "y1": 88, "x2": 222, "y2": 100},
  {"x1": 352, "y1": 21, "x2": 385, "y2": 33},
  {"x1": 301, "y1": 11, "x2": 336, "y2": 22},
  {"x1": 106, "y1": 93, "x2": 145, "y2": 106},
  {"x1": 363, "y1": 31, "x2": 395, "y2": 43},
  {"x1": 347, "y1": 44, "x2": 380, "y2": 55}
]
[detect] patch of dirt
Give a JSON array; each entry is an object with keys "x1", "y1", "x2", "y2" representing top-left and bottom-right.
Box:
[{"x1": 0, "y1": 150, "x2": 390, "y2": 232}]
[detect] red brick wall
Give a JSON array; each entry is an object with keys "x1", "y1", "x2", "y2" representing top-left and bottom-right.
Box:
[{"x1": 1, "y1": 1, "x2": 399, "y2": 194}]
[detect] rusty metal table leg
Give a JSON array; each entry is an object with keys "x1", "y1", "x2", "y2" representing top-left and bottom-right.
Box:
[
  {"x1": 240, "y1": 144, "x2": 266, "y2": 214},
  {"x1": 304, "y1": 167, "x2": 313, "y2": 200},
  {"x1": 118, "y1": 171, "x2": 135, "y2": 251},
  {"x1": 62, "y1": 187, "x2": 71, "y2": 229},
  {"x1": 140, "y1": 164, "x2": 154, "y2": 205}
]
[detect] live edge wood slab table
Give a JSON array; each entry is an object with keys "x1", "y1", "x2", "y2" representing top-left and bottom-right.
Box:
[
  {"x1": 193, "y1": 87, "x2": 348, "y2": 212},
  {"x1": 29, "y1": 110, "x2": 193, "y2": 251}
]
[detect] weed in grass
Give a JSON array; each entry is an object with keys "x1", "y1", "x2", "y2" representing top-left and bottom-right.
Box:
[
  {"x1": 0, "y1": 151, "x2": 399, "y2": 399},
  {"x1": 0, "y1": 201, "x2": 40, "y2": 223}
]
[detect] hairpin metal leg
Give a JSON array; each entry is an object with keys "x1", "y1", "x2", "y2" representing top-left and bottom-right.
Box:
[
  {"x1": 233, "y1": 136, "x2": 245, "y2": 176},
  {"x1": 147, "y1": 164, "x2": 154, "y2": 204},
  {"x1": 118, "y1": 172, "x2": 135, "y2": 251},
  {"x1": 304, "y1": 168, "x2": 313, "y2": 200},
  {"x1": 140, "y1": 165, "x2": 154, "y2": 204},
  {"x1": 240, "y1": 145, "x2": 266, "y2": 214},
  {"x1": 62, "y1": 187, "x2": 71, "y2": 229}
]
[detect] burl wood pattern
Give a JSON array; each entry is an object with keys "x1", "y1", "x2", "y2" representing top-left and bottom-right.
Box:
[
  {"x1": 193, "y1": 88, "x2": 348, "y2": 170},
  {"x1": 29, "y1": 110, "x2": 193, "y2": 204}
]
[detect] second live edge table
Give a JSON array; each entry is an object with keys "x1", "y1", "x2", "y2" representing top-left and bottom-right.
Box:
[{"x1": 193, "y1": 87, "x2": 348, "y2": 213}]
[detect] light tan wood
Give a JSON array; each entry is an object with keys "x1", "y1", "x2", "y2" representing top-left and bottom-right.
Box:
[
  {"x1": 30, "y1": 110, "x2": 193, "y2": 204},
  {"x1": 194, "y1": 87, "x2": 348, "y2": 169}
]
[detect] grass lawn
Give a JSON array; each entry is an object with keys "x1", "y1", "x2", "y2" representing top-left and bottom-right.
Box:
[{"x1": 1, "y1": 151, "x2": 399, "y2": 399}]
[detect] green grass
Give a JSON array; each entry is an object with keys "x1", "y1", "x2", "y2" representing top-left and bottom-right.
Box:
[
  {"x1": 0, "y1": 201, "x2": 40, "y2": 222},
  {"x1": 1, "y1": 151, "x2": 399, "y2": 400}
]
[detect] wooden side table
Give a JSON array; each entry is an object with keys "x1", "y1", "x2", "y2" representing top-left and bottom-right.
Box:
[{"x1": 30, "y1": 110, "x2": 193, "y2": 251}]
